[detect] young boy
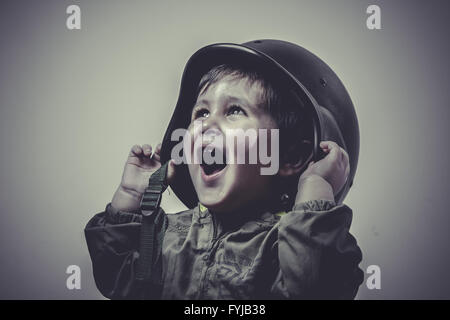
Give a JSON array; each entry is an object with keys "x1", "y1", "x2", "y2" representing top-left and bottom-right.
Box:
[{"x1": 85, "y1": 40, "x2": 363, "y2": 299}]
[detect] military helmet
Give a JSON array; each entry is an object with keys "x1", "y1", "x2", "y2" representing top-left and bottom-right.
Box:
[{"x1": 160, "y1": 39, "x2": 359, "y2": 207}]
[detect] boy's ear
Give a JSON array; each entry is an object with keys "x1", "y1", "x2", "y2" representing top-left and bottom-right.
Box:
[{"x1": 278, "y1": 140, "x2": 313, "y2": 177}]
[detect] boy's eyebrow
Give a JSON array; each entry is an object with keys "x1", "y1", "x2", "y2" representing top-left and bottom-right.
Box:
[
  {"x1": 226, "y1": 95, "x2": 265, "y2": 111},
  {"x1": 194, "y1": 95, "x2": 254, "y2": 109},
  {"x1": 227, "y1": 96, "x2": 252, "y2": 108}
]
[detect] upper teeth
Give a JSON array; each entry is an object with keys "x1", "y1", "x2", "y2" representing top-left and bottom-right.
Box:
[{"x1": 201, "y1": 145, "x2": 226, "y2": 165}]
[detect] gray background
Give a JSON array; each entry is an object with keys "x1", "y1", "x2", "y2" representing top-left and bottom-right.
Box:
[{"x1": 0, "y1": 0, "x2": 449, "y2": 299}]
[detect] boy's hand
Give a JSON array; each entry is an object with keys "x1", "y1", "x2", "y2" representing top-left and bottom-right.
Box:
[
  {"x1": 111, "y1": 143, "x2": 176, "y2": 212},
  {"x1": 295, "y1": 141, "x2": 350, "y2": 204}
]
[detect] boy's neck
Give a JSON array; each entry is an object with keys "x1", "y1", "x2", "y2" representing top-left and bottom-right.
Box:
[{"x1": 205, "y1": 196, "x2": 278, "y2": 232}]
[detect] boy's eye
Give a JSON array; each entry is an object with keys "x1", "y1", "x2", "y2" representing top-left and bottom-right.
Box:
[
  {"x1": 193, "y1": 108, "x2": 209, "y2": 120},
  {"x1": 227, "y1": 105, "x2": 247, "y2": 117}
]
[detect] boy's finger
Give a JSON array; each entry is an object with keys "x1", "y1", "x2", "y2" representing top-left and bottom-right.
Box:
[
  {"x1": 320, "y1": 141, "x2": 332, "y2": 149},
  {"x1": 166, "y1": 159, "x2": 177, "y2": 185},
  {"x1": 130, "y1": 144, "x2": 143, "y2": 156},
  {"x1": 142, "y1": 144, "x2": 152, "y2": 157},
  {"x1": 152, "y1": 152, "x2": 161, "y2": 163},
  {"x1": 325, "y1": 141, "x2": 339, "y2": 150},
  {"x1": 320, "y1": 142, "x2": 328, "y2": 152},
  {"x1": 154, "y1": 143, "x2": 162, "y2": 155},
  {"x1": 150, "y1": 143, "x2": 162, "y2": 163},
  {"x1": 340, "y1": 147, "x2": 349, "y2": 164},
  {"x1": 320, "y1": 140, "x2": 335, "y2": 153},
  {"x1": 328, "y1": 144, "x2": 340, "y2": 162}
]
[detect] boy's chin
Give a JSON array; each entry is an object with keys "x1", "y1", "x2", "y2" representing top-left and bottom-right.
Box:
[
  {"x1": 198, "y1": 190, "x2": 246, "y2": 214},
  {"x1": 198, "y1": 195, "x2": 229, "y2": 213}
]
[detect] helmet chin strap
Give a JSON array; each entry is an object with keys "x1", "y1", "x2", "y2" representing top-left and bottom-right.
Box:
[{"x1": 135, "y1": 161, "x2": 169, "y2": 299}]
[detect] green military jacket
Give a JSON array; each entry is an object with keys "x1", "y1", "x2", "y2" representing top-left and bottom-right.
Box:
[{"x1": 85, "y1": 199, "x2": 363, "y2": 299}]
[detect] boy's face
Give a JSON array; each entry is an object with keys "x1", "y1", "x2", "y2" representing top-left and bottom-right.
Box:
[{"x1": 186, "y1": 75, "x2": 279, "y2": 214}]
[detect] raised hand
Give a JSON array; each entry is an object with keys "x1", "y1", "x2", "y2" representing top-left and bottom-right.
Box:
[
  {"x1": 295, "y1": 141, "x2": 350, "y2": 204},
  {"x1": 111, "y1": 144, "x2": 176, "y2": 212}
]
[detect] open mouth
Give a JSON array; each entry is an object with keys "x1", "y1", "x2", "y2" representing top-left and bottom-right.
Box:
[
  {"x1": 200, "y1": 146, "x2": 227, "y2": 177},
  {"x1": 201, "y1": 162, "x2": 227, "y2": 176}
]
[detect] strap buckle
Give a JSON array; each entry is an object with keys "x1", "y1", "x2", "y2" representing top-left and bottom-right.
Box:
[{"x1": 140, "y1": 188, "x2": 162, "y2": 217}]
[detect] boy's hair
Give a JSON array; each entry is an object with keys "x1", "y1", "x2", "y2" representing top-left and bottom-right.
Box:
[{"x1": 196, "y1": 64, "x2": 313, "y2": 167}]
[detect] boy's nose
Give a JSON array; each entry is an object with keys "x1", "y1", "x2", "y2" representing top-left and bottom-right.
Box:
[
  {"x1": 191, "y1": 112, "x2": 222, "y2": 143},
  {"x1": 201, "y1": 111, "x2": 220, "y2": 133},
  {"x1": 202, "y1": 127, "x2": 222, "y2": 145}
]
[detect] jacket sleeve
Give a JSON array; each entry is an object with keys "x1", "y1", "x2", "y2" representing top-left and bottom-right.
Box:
[
  {"x1": 271, "y1": 199, "x2": 364, "y2": 299},
  {"x1": 84, "y1": 203, "x2": 143, "y2": 299}
]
